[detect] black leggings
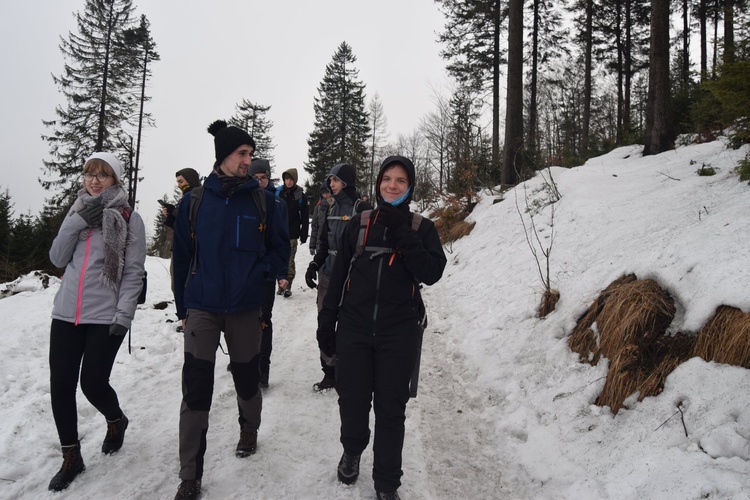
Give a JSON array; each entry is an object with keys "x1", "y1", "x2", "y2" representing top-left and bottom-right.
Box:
[{"x1": 49, "y1": 319, "x2": 126, "y2": 446}]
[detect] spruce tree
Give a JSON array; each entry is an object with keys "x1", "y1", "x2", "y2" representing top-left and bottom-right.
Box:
[
  {"x1": 42, "y1": 0, "x2": 141, "y2": 207},
  {"x1": 304, "y1": 42, "x2": 370, "y2": 192},
  {"x1": 229, "y1": 100, "x2": 276, "y2": 163}
]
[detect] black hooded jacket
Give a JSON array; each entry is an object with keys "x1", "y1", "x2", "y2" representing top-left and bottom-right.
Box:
[{"x1": 318, "y1": 156, "x2": 446, "y2": 337}]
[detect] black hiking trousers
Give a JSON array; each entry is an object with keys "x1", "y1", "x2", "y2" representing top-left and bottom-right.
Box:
[
  {"x1": 49, "y1": 319, "x2": 126, "y2": 446},
  {"x1": 336, "y1": 326, "x2": 421, "y2": 493},
  {"x1": 259, "y1": 280, "x2": 275, "y2": 378}
]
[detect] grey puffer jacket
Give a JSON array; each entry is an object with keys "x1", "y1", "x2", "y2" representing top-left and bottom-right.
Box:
[{"x1": 50, "y1": 208, "x2": 147, "y2": 329}]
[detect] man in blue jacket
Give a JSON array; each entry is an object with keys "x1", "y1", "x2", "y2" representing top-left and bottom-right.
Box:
[{"x1": 171, "y1": 120, "x2": 290, "y2": 500}]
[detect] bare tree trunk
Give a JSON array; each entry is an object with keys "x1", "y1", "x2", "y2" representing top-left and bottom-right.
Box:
[
  {"x1": 699, "y1": 0, "x2": 708, "y2": 81},
  {"x1": 724, "y1": 0, "x2": 735, "y2": 64},
  {"x1": 528, "y1": 0, "x2": 540, "y2": 163},
  {"x1": 643, "y1": 0, "x2": 673, "y2": 156},
  {"x1": 96, "y1": 1, "x2": 116, "y2": 151},
  {"x1": 492, "y1": 0, "x2": 501, "y2": 179},
  {"x1": 582, "y1": 0, "x2": 593, "y2": 156},
  {"x1": 502, "y1": 0, "x2": 524, "y2": 185}
]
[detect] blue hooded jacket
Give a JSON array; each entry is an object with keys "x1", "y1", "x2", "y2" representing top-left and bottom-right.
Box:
[{"x1": 172, "y1": 171, "x2": 290, "y2": 318}]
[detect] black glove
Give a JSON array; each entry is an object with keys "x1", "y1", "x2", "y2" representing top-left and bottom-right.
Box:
[
  {"x1": 316, "y1": 309, "x2": 337, "y2": 357},
  {"x1": 305, "y1": 262, "x2": 319, "y2": 289},
  {"x1": 78, "y1": 203, "x2": 104, "y2": 227},
  {"x1": 377, "y1": 203, "x2": 408, "y2": 231},
  {"x1": 309, "y1": 247, "x2": 316, "y2": 256},
  {"x1": 300, "y1": 234, "x2": 308, "y2": 244},
  {"x1": 109, "y1": 323, "x2": 128, "y2": 336}
]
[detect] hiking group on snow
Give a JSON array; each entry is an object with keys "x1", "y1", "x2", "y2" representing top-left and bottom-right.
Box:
[{"x1": 45, "y1": 120, "x2": 446, "y2": 500}]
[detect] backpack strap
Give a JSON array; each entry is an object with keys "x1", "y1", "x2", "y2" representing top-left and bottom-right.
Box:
[
  {"x1": 188, "y1": 187, "x2": 205, "y2": 276},
  {"x1": 357, "y1": 211, "x2": 424, "y2": 260}
]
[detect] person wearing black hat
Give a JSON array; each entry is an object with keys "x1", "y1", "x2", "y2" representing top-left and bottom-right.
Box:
[
  {"x1": 316, "y1": 156, "x2": 446, "y2": 499},
  {"x1": 304, "y1": 163, "x2": 371, "y2": 391},
  {"x1": 171, "y1": 120, "x2": 290, "y2": 500},
  {"x1": 248, "y1": 158, "x2": 289, "y2": 388}
]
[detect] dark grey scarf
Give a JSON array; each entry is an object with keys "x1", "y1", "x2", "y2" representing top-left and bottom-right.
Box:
[{"x1": 71, "y1": 185, "x2": 131, "y2": 291}]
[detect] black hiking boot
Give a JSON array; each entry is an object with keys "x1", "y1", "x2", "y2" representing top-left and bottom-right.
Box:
[
  {"x1": 283, "y1": 289, "x2": 292, "y2": 298},
  {"x1": 174, "y1": 479, "x2": 201, "y2": 500},
  {"x1": 313, "y1": 376, "x2": 336, "y2": 391},
  {"x1": 337, "y1": 451, "x2": 361, "y2": 485},
  {"x1": 236, "y1": 430, "x2": 257, "y2": 457},
  {"x1": 48, "y1": 442, "x2": 85, "y2": 491},
  {"x1": 102, "y1": 413, "x2": 128, "y2": 454},
  {"x1": 276, "y1": 287, "x2": 284, "y2": 295},
  {"x1": 376, "y1": 491, "x2": 401, "y2": 500}
]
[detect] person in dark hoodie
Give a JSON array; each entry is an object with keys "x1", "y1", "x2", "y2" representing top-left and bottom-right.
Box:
[
  {"x1": 317, "y1": 156, "x2": 446, "y2": 500},
  {"x1": 275, "y1": 167, "x2": 309, "y2": 297},
  {"x1": 171, "y1": 121, "x2": 290, "y2": 500},
  {"x1": 161, "y1": 168, "x2": 202, "y2": 324},
  {"x1": 308, "y1": 179, "x2": 332, "y2": 256},
  {"x1": 304, "y1": 163, "x2": 371, "y2": 391},
  {"x1": 248, "y1": 158, "x2": 288, "y2": 388}
]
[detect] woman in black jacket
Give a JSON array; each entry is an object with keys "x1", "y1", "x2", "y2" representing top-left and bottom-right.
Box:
[{"x1": 317, "y1": 156, "x2": 447, "y2": 499}]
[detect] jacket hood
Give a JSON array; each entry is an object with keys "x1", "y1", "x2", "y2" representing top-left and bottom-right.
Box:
[
  {"x1": 281, "y1": 168, "x2": 298, "y2": 184},
  {"x1": 176, "y1": 168, "x2": 202, "y2": 190},
  {"x1": 326, "y1": 163, "x2": 356, "y2": 188},
  {"x1": 376, "y1": 155, "x2": 415, "y2": 205}
]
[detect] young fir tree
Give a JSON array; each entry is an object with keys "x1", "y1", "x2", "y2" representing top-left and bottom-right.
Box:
[
  {"x1": 0, "y1": 189, "x2": 12, "y2": 281},
  {"x1": 366, "y1": 93, "x2": 389, "y2": 199},
  {"x1": 304, "y1": 42, "x2": 370, "y2": 192},
  {"x1": 229, "y1": 100, "x2": 276, "y2": 164},
  {"x1": 41, "y1": 0, "x2": 141, "y2": 208}
]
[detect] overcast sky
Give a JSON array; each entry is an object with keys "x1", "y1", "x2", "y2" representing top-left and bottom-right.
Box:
[{"x1": 0, "y1": 0, "x2": 449, "y2": 234}]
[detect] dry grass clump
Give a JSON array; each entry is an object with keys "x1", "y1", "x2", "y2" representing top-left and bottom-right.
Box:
[
  {"x1": 692, "y1": 306, "x2": 750, "y2": 367},
  {"x1": 567, "y1": 274, "x2": 693, "y2": 414},
  {"x1": 537, "y1": 288, "x2": 560, "y2": 318},
  {"x1": 430, "y1": 201, "x2": 476, "y2": 244}
]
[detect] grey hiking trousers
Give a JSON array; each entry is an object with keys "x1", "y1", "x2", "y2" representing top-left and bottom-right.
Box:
[{"x1": 178, "y1": 308, "x2": 262, "y2": 480}]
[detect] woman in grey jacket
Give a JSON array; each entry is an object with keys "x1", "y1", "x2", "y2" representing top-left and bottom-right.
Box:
[{"x1": 46, "y1": 152, "x2": 146, "y2": 492}]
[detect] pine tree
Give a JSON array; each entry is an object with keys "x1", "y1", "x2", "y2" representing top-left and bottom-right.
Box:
[
  {"x1": 41, "y1": 0, "x2": 141, "y2": 207},
  {"x1": 643, "y1": 0, "x2": 674, "y2": 155},
  {"x1": 230, "y1": 100, "x2": 276, "y2": 163},
  {"x1": 436, "y1": 0, "x2": 505, "y2": 178},
  {"x1": 503, "y1": 0, "x2": 524, "y2": 186},
  {"x1": 121, "y1": 14, "x2": 159, "y2": 208},
  {"x1": 304, "y1": 42, "x2": 371, "y2": 192},
  {"x1": 0, "y1": 189, "x2": 13, "y2": 281}
]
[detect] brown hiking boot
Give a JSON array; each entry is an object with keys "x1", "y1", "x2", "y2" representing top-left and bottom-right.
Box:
[
  {"x1": 102, "y1": 413, "x2": 128, "y2": 454},
  {"x1": 236, "y1": 430, "x2": 257, "y2": 457},
  {"x1": 174, "y1": 479, "x2": 201, "y2": 500}
]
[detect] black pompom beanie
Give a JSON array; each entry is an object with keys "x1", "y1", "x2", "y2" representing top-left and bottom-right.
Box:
[
  {"x1": 376, "y1": 155, "x2": 416, "y2": 204},
  {"x1": 207, "y1": 120, "x2": 256, "y2": 168}
]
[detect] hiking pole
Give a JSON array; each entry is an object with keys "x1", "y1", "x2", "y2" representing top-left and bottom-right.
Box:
[{"x1": 409, "y1": 320, "x2": 426, "y2": 398}]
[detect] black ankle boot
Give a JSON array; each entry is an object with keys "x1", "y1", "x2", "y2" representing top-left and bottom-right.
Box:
[
  {"x1": 48, "y1": 442, "x2": 85, "y2": 491},
  {"x1": 102, "y1": 413, "x2": 129, "y2": 454}
]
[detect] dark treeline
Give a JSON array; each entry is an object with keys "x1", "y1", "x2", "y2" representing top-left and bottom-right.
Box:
[{"x1": 4, "y1": 0, "x2": 750, "y2": 282}]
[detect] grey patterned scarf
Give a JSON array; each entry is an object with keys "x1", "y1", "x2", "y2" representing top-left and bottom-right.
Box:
[{"x1": 71, "y1": 185, "x2": 132, "y2": 291}]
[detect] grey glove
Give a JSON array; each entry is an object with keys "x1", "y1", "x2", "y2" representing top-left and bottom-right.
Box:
[
  {"x1": 78, "y1": 203, "x2": 104, "y2": 227},
  {"x1": 109, "y1": 323, "x2": 128, "y2": 336}
]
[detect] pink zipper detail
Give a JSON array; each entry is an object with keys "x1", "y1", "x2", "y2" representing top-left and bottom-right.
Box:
[{"x1": 75, "y1": 234, "x2": 93, "y2": 325}]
